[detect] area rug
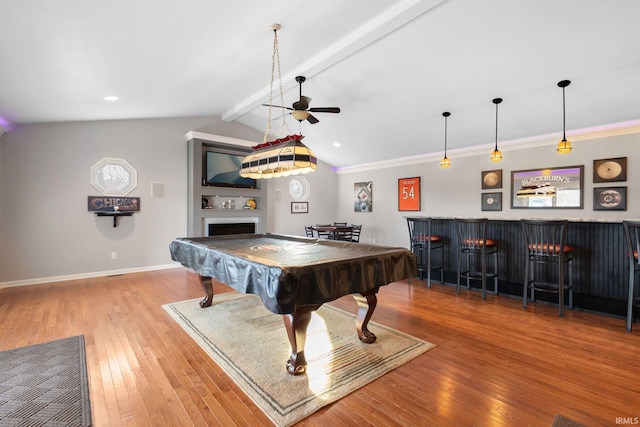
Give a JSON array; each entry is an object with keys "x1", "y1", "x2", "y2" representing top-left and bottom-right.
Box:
[
  {"x1": 0, "y1": 335, "x2": 91, "y2": 426},
  {"x1": 163, "y1": 292, "x2": 435, "y2": 426}
]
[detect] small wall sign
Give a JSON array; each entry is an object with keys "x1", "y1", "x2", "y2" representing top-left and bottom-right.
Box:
[{"x1": 88, "y1": 196, "x2": 140, "y2": 212}]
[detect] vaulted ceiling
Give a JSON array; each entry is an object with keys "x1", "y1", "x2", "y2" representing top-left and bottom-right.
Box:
[{"x1": 1, "y1": 0, "x2": 639, "y2": 168}]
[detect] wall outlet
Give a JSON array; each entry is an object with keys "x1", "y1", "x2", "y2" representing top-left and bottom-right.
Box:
[
  {"x1": 372, "y1": 238, "x2": 376, "y2": 244},
  {"x1": 111, "y1": 252, "x2": 117, "y2": 260}
]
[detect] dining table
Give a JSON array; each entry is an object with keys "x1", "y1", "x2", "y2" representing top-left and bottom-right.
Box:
[{"x1": 312, "y1": 224, "x2": 354, "y2": 240}]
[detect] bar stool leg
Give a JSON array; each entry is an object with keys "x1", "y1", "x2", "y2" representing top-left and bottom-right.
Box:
[
  {"x1": 558, "y1": 257, "x2": 565, "y2": 317},
  {"x1": 481, "y1": 250, "x2": 487, "y2": 300},
  {"x1": 523, "y1": 255, "x2": 529, "y2": 310},
  {"x1": 456, "y1": 250, "x2": 462, "y2": 295},
  {"x1": 493, "y1": 251, "x2": 499, "y2": 295},
  {"x1": 426, "y1": 242, "x2": 432, "y2": 288},
  {"x1": 568, "y1": 259, "x2": 574, "y2": 309},
  {"x1": 628, "y1": 262, "x2": 635, "y2": 332}
]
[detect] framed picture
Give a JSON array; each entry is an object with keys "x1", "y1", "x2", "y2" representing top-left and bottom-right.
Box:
[
  {"x1": 482, "y1": 169, "x2": 502, "y2": 189},
  {"x1": 291, "y1": 202, "x2": 308, "y2": 214},
  {"x1": 481, "y1": 192, "x2": 502, "y2": 211},
  {"x1": 511, "y1": 165, "x2": 584, "y2": 209},
  {"x1": 593, "y1": 187, "x2": 627, "y2": 210},
  {"x1": 593, "y1": 157, "x2": 627, "y2": 183},
  {"x1": 398, "y1": 177, "x2": 421, "y2": 211},
  {"x1": 354, "y1": 181, "x2": 373, "y2": 212}
]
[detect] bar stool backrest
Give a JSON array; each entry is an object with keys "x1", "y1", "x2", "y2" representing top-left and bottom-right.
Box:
[
  {"x1": 407, "y1": 217, "x2": 434, "y2": 245},
  {"x1": 455, "y1": 218, "x2": 490, "y2": 251},
  {"x1": 521, "y1": 219, "x2": 569, "y2": 259},
  {"x1": 623, "y1": 220, "x2": 640, "y2": 266}
]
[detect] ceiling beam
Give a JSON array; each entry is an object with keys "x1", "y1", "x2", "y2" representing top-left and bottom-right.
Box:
[{"x1": 221, "y1": 0, "x2": 447, "y2": 122}]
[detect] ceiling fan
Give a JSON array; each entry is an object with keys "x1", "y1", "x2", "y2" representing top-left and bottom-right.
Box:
[{"x1": 262, "y1": 75, "x2": 340, "y2": 124}]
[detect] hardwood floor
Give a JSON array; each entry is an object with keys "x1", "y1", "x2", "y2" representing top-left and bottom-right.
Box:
[{"x1": 1, "y1": 268, "x2": 638, "y2": 426}]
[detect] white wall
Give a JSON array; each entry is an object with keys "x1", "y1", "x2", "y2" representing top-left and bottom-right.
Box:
[
  {"x1": 0, "y1": 116, "x2": 263, "y2": 284},
  {"x1": 336, "y1": 132, "x2": 640, "y2": 249}
]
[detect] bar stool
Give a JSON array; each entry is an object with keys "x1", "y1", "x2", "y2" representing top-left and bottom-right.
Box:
[
  {"x1": 455, "y1": 218, "x2": 498, "y2": 300},
  {"x1": 521, "y1": 219, "x2": 573, "y2": 317},
  {"x1": 406, "y1": 217, "x2": 444, "y2": 287},
  {"x1": 623, "y1": 220, "x2": 640, "y2": 332}
]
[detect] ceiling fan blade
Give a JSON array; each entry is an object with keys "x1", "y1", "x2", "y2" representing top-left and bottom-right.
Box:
[
  {"x1": 308, "y1": 107, "x2": 340, "y2": 113},
  {"x1": 307, "y1": 114, "x2": 319, "y2": 124},
  {"x1": 271, "y1": 112, "x2": 289, "y2": 121},
  {"x1": 262, "y1": 103, "x2": 293, "y2": 110}
]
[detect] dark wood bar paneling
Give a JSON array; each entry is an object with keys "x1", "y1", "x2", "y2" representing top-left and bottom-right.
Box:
[{"x1": 415, "y1": 218, "x2": 629, "y2": 316}]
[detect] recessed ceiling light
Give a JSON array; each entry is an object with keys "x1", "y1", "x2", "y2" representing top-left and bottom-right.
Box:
[
  {"x1": 104, "y1": 96, "x2": 119, "y2": 101},
  {"x1": 332, "y1": 142, "x2": 341, "y2": 147}
]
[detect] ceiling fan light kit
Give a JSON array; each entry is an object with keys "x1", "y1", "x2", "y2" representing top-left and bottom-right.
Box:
[{"x1": 262, "y1": 75, "x2": 341, "y2": 125}]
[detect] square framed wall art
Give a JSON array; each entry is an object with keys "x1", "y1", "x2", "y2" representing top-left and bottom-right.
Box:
[
  {"x1": 593, "y1": 187, "x2": 626, "y2": 210},
  {"x1": 481, "y1": 192, "x2": 502, "y2": 211}
]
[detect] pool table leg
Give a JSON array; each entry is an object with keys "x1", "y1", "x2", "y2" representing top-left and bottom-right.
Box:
[
  {"x1": 283, "y1": 305, "x2": 320, "y2": 375},
  {"x1": 354, "y1": 287, "x2": 379, "y2": 343},
  {"x1": 198, "y1": 275, "x2": 214, "y2": 308}
]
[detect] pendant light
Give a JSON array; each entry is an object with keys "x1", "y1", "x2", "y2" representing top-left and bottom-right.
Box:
[
  {"x1": 557, "y1": 80, "x2": 572, "y2": 154},
  {"x1": 239, "y1": 24, "x2": 317, "y2": 180},
  {"x1": 489, "y1": 97, "x2": 503, "y2": 162},
  {"x1": 440, "y1": 112, "x2": 451, "y2": 168}
]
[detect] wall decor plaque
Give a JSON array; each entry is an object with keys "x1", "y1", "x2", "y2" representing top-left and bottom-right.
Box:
[
  {"x1": 481, "y1": 192, "x2": 502, "y2": 211},
  {"x1": 593, "y1": 187, "x2": 627, "y2": 210},
  {"x1": 593, "y1": 157, "x2": 626, "y2": 183},
  {"x1": 398, "y1": 177, "x2": 421, "y2": 211},
  {"x1": 481, "y1": 169, "x2": 502, "y2": 189}
]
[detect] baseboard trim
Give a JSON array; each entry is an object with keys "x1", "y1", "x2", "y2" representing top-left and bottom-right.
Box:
[{"x1": 0, "y1": 263, "x2": 181, "y2": 289}]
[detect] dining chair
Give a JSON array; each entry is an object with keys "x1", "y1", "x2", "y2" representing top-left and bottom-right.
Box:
[
  {"x1": 407, "y1": 217, "x2": 444, "y2": 288},
  {"x1": 315, "y1": 225, "x2": 333, "y2": 239},
  {"x1": 350, "y1": 224, "x2": 362, "y2": 242},
  {"x1": 623, "y1": 220, "x2": 640, "y2": 332},
  {"x1": 304, "y1": 226, "x2": 315, "y2": 238},
  {"x1": 455, "y1": 218, "x2": 498, "y2": 299},
  {"x1": 333, "y1": 226, "x2": 353, "y2": 241},
  {"x1": 521, "y1": 219, "x2": 573, "y2": 316}
]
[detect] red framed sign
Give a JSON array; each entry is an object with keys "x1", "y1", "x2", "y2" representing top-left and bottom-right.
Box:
[{"x1": 398, "y1": 177, "x2": 421, "y2": 211}]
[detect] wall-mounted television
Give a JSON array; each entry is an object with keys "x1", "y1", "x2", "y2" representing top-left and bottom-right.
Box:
[{"x1": 204, "y1": 150, "x2": 257, "y2": 189}]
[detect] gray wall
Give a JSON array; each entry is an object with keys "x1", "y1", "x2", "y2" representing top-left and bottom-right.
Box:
[
  {"x1": 1, "y1": 117, "x2": 637, "y2": 285},
  {"x1": 0, "y1": 116, "x2": 263, "y2": 284},
  {"x1": 336, "y1": 132, "x2": 640, "y2": 249}
]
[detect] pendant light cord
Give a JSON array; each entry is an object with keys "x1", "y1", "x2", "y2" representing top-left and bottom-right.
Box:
[
  {"x1": 263, "y1": 27, "x2": 290, "y2": 143},
  {"x1": 562, "y1": 85, "x2": 567, "y2": 141},
  {"x1": 494, "y1": 101, "x2": 499, "y2": 151},
  {"x1": 444, "y1": 114, "x2": 448, "y2": 155}
]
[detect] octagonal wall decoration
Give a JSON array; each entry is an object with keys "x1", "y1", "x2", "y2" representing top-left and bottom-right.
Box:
[{"x1": 91, "y1": 157, "x2": 138, "y2": 196}]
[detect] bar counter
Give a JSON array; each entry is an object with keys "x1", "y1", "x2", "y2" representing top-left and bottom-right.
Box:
[{"x1": 412, "y1": 217, "x2": 638, "y2": 317}]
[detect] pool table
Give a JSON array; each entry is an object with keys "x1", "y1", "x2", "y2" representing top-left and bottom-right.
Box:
[{"x1": 169, "y1": 233, "x2": 416, "y2": 375}]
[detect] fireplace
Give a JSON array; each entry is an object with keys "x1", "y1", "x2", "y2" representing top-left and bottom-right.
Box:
[
  {"x1": 208, "y1": 222, "x2": 255, "y2": 236},
  {"x1": 204, "y1": 217, "x2": 259, "y2": 236}
]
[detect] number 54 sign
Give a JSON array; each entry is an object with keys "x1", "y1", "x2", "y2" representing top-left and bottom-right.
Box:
[{"x1": 398, "y1": 177, "x2": 421, "y2": 211}]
